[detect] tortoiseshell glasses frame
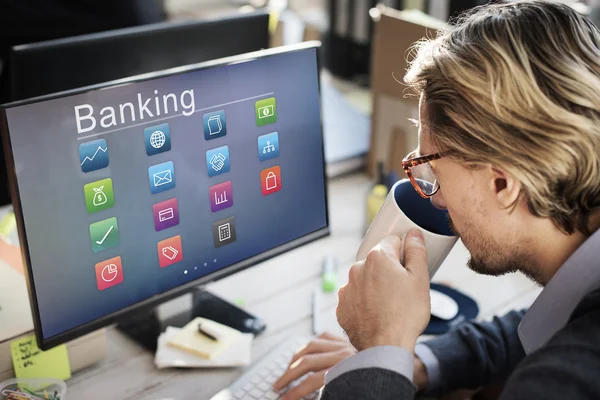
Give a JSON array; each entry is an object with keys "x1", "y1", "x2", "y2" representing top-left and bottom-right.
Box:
[{"x1": 401, "y1": 150, "x2": 443, "y2": 198}]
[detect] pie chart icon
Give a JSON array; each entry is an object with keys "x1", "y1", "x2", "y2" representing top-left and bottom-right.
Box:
[
  {"x1": 95, "y1": 256, "x2": 123, "y2": 291},
  {"x1": 101, "y1": 264, "x2": 119, "y2": 282}
]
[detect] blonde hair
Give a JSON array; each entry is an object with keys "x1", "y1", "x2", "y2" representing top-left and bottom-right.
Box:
[{"x1": 405, "y1": 0, "x2": 600, "y2": 235}]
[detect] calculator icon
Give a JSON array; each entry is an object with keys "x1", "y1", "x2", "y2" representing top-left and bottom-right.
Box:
[
  {"x1": 219, "y1": 223, "x2": 231, "y2": 241},
  {"x1": 212, "y1": 216, "x2": 236, "y2": 248}
]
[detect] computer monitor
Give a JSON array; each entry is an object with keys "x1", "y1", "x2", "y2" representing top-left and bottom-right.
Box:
[
  {"x1": 0, "y1": 42, "x2": 328, "y2": 350},
  {"x1": 9, "y1": 11, "x2": 270, "y2": 101},
  {"x1": 0, "y1": 11, "x2": 269, "y2": 209}
]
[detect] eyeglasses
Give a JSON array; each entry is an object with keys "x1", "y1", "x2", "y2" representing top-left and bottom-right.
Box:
[{"x1": 401, "y1": 150, "x2": 443, "y2": 198}]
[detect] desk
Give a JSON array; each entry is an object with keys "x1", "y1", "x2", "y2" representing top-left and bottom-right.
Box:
[{"x1": 66, "y1": 172, "x2": 541, "y2": 399}]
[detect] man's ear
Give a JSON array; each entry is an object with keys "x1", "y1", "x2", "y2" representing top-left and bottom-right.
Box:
[{"x1": 489, "y1": 166, "x2": 521, "y2": 208}]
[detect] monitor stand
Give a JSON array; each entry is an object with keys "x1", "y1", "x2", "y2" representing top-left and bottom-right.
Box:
[{"x1": 116, "y1": 288, "x2": 266, "y2": 352}]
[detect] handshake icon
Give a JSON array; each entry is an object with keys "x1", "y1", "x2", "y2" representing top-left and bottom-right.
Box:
[{"x1": 209, "y1": 153, "x2": 227, "y2": 172}]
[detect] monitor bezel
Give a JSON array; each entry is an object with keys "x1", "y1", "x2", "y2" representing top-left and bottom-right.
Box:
[{"x1": 0, "y1": 41, "x2": 329, "y2": 350}]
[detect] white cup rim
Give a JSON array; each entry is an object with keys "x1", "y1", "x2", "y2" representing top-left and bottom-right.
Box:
[{"x1": 390, "y1": 179, "x2": 456, "y2": 239}]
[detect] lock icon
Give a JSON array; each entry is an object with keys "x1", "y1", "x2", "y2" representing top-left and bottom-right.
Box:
[{"x1": 265, "y1": 172, "x2": 278, "y2": 191}]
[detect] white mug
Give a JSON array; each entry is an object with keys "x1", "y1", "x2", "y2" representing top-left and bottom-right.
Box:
[{"x1": 357, "y1": 179, "x2": 458, "y2": 278}]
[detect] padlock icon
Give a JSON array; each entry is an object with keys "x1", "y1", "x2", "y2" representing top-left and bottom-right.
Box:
[
  {"x1": 265, "y1": 172, "x2": 278, "y2": 191},
  {"x1": 93, "y1": 186, "x2": 108, "y2": 206}
]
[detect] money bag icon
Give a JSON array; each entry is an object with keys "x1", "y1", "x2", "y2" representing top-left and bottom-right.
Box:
[{"x1": 93, "y1": 186, "x2": 108, "y2": 206}]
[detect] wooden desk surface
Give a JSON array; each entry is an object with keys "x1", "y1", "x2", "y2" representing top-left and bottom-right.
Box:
[{"x1": 67, "y1": 173, "x2": 541, "y2": 399}]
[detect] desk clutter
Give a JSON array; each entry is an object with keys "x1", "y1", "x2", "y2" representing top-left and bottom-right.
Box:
[
  {"x1": 155, "y1": 318, "x2": 254, "y2": 369},
  {"x1": 0, "y1": 378, "x2": 67, "y2": 400}
]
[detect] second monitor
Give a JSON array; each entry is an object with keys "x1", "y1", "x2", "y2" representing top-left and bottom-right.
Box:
[{"x1": 9, "y1": 11, "x2": 270, "y2": 101}]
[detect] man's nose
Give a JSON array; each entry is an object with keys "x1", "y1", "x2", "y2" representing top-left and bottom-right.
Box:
[{"x1": 430, "y1": 191, "x2": 447, "y2": 210}]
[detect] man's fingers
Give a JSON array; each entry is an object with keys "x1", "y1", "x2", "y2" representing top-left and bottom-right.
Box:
[
  {"x1": 371, "y1": 235, "x2": 404, "y2": 261},
  {"x1": 274, "y1": 352, "x2": 345, "y2": 391},
  {"x1": 280, "y1": 370, "x2": 326, "y2": 400},
  {"x1": 403, "y1": 229, "x2": 429, "y2": 279},
  {"x1": 317, "y1": 331, "x2": 347, "y2": 342},
  {"x1": 288, "y1": 338, "x2": 349, "y2": 366}
]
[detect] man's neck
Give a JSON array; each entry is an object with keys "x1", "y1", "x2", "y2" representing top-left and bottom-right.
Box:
[{"x1": 530, "y1": 222, "x2": 589, "y2": 286}]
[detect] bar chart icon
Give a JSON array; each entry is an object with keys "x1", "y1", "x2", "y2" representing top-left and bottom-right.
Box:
[{"x1": 209, "y1": 181, "x2": 233, "y2": 212}]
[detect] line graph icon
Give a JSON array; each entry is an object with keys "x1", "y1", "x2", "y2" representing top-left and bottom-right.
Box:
[{"x1": 79, "y1": 138, "x2": 109, "y2": 173}]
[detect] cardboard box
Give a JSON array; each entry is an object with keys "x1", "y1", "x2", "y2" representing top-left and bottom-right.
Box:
[{"x1": 367, "y1": 6, "x2": 448, "y2": 177}]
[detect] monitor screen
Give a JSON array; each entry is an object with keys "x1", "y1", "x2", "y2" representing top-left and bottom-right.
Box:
[{"x1": 1, "y1": 44, "x2": 328, "y2": 348}]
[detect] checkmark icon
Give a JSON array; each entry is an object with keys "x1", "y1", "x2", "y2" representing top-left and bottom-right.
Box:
[
  {"x1": 89, "y1": 217, "x2": 120, "y2": 253},
  {"x1": 96, "y1": 225, "x2": 114, "y2": 245}
]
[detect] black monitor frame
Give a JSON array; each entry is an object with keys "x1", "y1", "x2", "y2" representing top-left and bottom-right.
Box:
[
  {"x1": 8, "y1": 11, "x2": 270, "y2": 102},
  {"x1": 0, "y1": 41, "x2": 329, "y2": 350}
]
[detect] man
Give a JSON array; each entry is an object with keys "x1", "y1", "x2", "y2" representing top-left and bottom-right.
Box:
[{"x1": 273, "y1": 0, "x2": 600, "y2": 398}]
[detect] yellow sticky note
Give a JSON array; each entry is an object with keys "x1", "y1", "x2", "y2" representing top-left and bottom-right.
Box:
[
  {"x1": 0, "y1": 211, "x2": 16, "y2": 237},
  {"x1": 11, "y1": 335, "x2": 71, "y2": 381},
  {"x1": 268, "y1": 11, "x2": 280, "y2": 36}
]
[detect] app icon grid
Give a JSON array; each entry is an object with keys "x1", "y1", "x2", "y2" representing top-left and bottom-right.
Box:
[{"x1": 81, "y1": 96, "x2": 285, "y2": 287}]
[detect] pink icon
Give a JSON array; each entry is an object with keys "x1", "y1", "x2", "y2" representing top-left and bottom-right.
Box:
[
  {"x1": 162, "y1": 246, "x2": 179, "y2": 260},
  {"x1": 157, "y1": 235, "x2": 183, "y2": 268}
]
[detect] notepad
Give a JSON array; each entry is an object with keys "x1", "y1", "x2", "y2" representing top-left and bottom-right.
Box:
[
  {"x1": 155, "y1": 326, "x2": 252, "y2": 369},
  {"x1": 10, "y1": 335, "x2": 71, "y2": 380},
  {"x1": 166, "y1": 317, "x2": 243, "y2": 359}
]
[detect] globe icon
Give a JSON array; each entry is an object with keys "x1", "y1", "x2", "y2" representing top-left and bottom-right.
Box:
[{"x1": 150, "y1": 130, "x2": 166, "y2": 149}]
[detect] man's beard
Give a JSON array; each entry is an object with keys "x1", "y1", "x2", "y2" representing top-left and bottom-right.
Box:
[{"x1": 447, "y1": 214, "x2": 542, "y2": 283}]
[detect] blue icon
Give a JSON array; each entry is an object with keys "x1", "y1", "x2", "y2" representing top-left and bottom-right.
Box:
[
  {"x1": 79, "y1": 139, "x2": 109, "y2": 173},
  {"x1": 144, "y1": 123, "x2": 171, "y2": 156},
  {"x1": 148, "y1": 161, "x2": 175, "y2": 194},
  {"x1": 203, "y1": 110, "x2": 227, "y2": 141},
  {"x1": 205, "y1": 146, "x2": 230, "y2": 177},
  {"x1": 257, "y1": 132, "x2": 280, "y2": 161}
]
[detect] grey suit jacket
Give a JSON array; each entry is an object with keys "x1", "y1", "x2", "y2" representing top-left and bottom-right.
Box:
[{"x1": 320, "y1": 288, "x2": 600, "y2": 399}]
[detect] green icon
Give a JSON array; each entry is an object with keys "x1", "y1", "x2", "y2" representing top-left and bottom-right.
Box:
[
  {"x1": 84, "y1": 178, "x2": 115, "y2": 213},
  {"x1": 89, "y1": 217, "x2": 120, "y2": 253},
  {"x1": 255, "y1": 97, "x2": 277, "y2": 126}
]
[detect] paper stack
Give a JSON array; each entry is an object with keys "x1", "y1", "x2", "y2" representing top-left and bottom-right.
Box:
[{"x1": 155, "y1": 317, "x2": 253, "y2": 369}]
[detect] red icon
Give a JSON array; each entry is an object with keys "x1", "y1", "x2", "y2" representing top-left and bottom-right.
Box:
[
  {"x1": 95, "y1": 256, "x2": 124, "y2": 291},
  {"x1": 261, "y1": 166, "x2": 281, "y2": 196},
  {"x1": 158, "y1": 235, "x2": 183, "y2": 268}
]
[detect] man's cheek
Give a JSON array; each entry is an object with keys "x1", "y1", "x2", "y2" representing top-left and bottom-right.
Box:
[{"x1": 446, "y1": 211, "x2": 459, "y2": 236}]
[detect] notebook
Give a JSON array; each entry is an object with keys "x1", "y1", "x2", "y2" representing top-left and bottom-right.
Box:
[
  {"x1": 156, "y1": 326, "x2": 252, "y2": 369},
  {"x1": 166, "y1": 317, "x2": 243, "y2": 359}
]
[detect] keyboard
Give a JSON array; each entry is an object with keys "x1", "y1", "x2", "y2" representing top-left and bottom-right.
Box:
[{"x1": 210, "y1": 335, "x2": 319, "y2": 400}]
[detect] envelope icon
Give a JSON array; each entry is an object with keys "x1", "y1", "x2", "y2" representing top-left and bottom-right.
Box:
[{"x1": 153, "y1": 170, "x2": 172, "y2": 186}]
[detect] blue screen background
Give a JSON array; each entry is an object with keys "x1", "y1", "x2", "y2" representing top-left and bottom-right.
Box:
[{"x1": 4, "y1": 48, "x2": 327, "y2": 340}]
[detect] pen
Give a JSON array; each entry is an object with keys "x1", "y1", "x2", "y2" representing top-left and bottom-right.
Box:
[
  {"x1": 312, "y1": 288, "x2": 321, "y2": 335},
  {"x1": 197, "y1": 323, "x2": 220, "y2": 341}
]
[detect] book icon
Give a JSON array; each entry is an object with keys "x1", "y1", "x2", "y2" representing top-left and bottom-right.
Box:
[
  {"x1": 208, "y1": 115, "x2": 223, "y2": 135},
  {"x1": 203, "y1": 110, "x2": 227, "y2": 140}
]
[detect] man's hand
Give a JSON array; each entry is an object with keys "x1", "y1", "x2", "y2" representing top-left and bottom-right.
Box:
[
  {"x1": 336, "y1": 229, "x2": 431, "y2": 352},
  {"x1": 414, "y1": 354, "x2": 430, "y2": 391},
  {"x1": 273, "y1": 332, "x2": 356, "y2": 400}
]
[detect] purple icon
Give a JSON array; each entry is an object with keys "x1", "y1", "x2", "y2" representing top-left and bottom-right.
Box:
[
  {"x1": 153, "y1": 198, "x2": 179, "y2": 231},
  {"x1": 209, "y1": 181, "x2": 233, "y2": 212}
]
